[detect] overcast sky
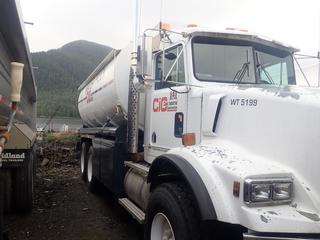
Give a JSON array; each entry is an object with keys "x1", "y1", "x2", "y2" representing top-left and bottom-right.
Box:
[{"x1": 20, "y1": 0, "x2": 320, "y2": 84}]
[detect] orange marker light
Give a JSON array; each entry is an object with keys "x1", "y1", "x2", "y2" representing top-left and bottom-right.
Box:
[
  {"x1": 226, "y1": 27, "x2": 249, "y2": 33},
  {"x1": 160, "y1": 22, "x2": 171, "y2": 31},
  {"x1": 182, "y1": 133, "x2": 196, "y2": 146},
  {"x1": 272, "y1": 40, "x2": 284, "y2": 45},
  {"x1": 233, "y1": 181, "x2": 241, "y2": 197},
  {"x1": 187, "y1": 24, "x2": 198, "y2": 28}
]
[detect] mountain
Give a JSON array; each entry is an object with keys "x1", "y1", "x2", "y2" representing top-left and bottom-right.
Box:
[{"x1": 32, "y1": 40, "x2": 112, "y2": 117}]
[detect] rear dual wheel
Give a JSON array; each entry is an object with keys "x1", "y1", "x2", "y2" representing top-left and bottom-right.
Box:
[
  {"x1": 86, "y1": 146, "x2": 98, "y2": 190},
  {"x1": 80, "y1": 143, "x2": 97, "y2": 191},
  {"x1": 80, "y1": 142, "x2": 89, "y2": 180}
]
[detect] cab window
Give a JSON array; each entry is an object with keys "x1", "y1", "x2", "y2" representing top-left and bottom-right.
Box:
[{"x1": 155, "y1": 45, "x2": 185, "y2": 89}]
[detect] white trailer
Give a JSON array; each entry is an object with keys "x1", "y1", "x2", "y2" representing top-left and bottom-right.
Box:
[{"x1": 78, "y1": 22, "x2": 320, "y2": 240}]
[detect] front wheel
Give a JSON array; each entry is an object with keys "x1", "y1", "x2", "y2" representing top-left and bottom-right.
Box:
[{"x1": 144, "y1": 182, "x2": 200, "y2": 240}]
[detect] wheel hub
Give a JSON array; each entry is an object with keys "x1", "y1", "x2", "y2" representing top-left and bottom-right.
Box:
[
  {"x1": 87, "y1": 152, "x2": 93, "y2": 182},
  {"x1": 80, "y1": 146, "x2": 85, "y2": 174},
  {"x1": 151, "y1": 213, "x2": 175, "y2": 240}
]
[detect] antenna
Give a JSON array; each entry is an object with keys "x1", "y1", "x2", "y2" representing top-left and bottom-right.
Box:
[
  {"x1": 318, "y1": 2, "x2": 320, "y2": 87},
  {"x1": 160, "y1": 0, "x2": 163, "y2": 23},
  {"x1": 318, "y1": 51, "x2": 320, "y2": 87}
]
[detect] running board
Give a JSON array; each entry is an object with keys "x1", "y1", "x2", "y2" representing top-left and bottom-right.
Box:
[{"x1": 119, "y1": 198, "x2": 145, "y2": 224}]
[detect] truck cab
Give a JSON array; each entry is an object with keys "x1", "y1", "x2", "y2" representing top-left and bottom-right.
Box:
[{"x1": 79, "y1": 27, "x2": 320, "y2": 240}]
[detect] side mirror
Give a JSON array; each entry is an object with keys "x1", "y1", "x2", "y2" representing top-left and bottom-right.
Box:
[
  {"x1": 137, "y1": 35, "x2": 153, "y2": 79},
  {"x1": 10, "y1": 62, "x2": 24, "y2": 103}
]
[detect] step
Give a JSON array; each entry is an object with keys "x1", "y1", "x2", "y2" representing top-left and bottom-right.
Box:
[{"x1": 119, "y1": 198, "x2": 145, "y2": 224}]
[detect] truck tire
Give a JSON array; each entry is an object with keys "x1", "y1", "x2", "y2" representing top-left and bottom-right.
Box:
[
  {"x1": 86, "y1": 146, "x2": 98, "y2": 192},
  {"x1": 80, "y1": 142, "x2": 89, "y2": 181},
  {"x1": 0, "y1": 177, "x2": 4, "y2": 239},
  {"x1": 0, "y1": 170, "x2": 12, "y2": 212},
  {"x1": 144, "y1": 182, "x2": 200, "y2": 240},
  {"x1": 13, "y1": 151, "x2": 34, "y2": 212}
]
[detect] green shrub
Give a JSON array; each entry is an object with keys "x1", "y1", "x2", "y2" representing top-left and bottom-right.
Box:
[{"x1": 45, "y1": 134, "x2": 58, "y2": 142}]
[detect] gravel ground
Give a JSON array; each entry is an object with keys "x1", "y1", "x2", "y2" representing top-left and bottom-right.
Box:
[{"x1": 5, "y1": 162, "x2": 143, "y2": 240}]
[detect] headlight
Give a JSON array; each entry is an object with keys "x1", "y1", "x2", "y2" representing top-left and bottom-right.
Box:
[
  {"x1": 272, "y1": 182, "x2": 292, "y2": 201},
  {"x1": 244, "y1": 178, "x2": 293, "y2": 205},
  {"x1": 251, "y1": 183, "x2": 271, "y2": 202}
]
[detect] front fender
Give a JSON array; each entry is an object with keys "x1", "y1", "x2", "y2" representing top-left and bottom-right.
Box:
[
  {"x1": 148, "y1": 153, "x2": 217, "y2": 221},
  {"x1": 166, "y1": 145, "x2": 320, "y2": 234}
]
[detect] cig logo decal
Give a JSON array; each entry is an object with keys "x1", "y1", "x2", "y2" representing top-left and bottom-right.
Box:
[
  {"x1": 168, "y1": 91, "x2": 177, "y2": 112},
  {"x1": 153, "y1": 97, "x2": 168, "y2": 112},
  {"x1": 86, "y1": 85, "x2": 93, "y2": 103},
  {"x1": 153, "y1": 91, "x2": 178, "y2": 112}
]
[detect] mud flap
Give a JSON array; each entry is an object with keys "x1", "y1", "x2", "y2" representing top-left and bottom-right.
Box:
[
  {"x1": 13, "y1": 151, "x2": 34, "y2": 212},
  {"x1": 0, "y1": 176, "x2": 3, "y2": 240},
  {"x1": 0, "y1": 170, "x2": 12, "y2": 212}
]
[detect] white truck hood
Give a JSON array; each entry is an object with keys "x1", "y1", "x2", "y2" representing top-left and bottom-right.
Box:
[{"x1": 200, "y1": 85, "x2": 320, "y2": 214}]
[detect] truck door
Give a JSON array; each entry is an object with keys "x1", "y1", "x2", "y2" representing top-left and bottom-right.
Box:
[{"x1": 148, "y1": 44, "x2": 188, "y2": 156}]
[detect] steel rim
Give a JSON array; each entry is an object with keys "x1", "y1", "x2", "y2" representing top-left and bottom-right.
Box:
[
  {"x1": 80, "y1": 144, "x2": 85, "y2": 174},
  {"x1": 151, "y1": 213, "x2": 175, "y2": 240},
  {"x1": 87, "y1": 149, "x2": 93, "y2": 182}
]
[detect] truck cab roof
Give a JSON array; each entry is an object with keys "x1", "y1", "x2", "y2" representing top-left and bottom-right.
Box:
[{"x1": 173, "y1": 27, "x2": 299, "y2": 54}]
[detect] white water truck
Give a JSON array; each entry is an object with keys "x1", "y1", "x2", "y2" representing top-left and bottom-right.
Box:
[{"x1": 78, "y1": 3, "x2": 320, "y2": 240}]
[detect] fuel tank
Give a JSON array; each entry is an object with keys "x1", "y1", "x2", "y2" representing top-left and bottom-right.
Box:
[{"x1": 78, "y1": 45, "x2": 145, "y2": 128}]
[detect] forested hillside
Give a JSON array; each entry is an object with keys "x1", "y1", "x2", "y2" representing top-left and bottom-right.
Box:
[{"x1": 32, "y1": 40, "x2": 112, "y2": 117}]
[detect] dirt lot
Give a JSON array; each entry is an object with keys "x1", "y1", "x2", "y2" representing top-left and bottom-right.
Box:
[{"x1": 4, "y1": 133, "x2": 142, "y2": 240}]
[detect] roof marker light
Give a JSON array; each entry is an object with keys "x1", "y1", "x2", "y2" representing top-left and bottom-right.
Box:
[
  {"x1": 226, "y1": 27, "x2": 249, "y2": 33},
  {"x1": 160, "y1": 22, "x2": 171, "y2": 31},
  {"x1": 187, "y1": 24, "x2": 198, "y2": 28}
]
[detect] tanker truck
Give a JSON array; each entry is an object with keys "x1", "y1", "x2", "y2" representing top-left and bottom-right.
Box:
[
  {"x1": 78, "y1": 21, "x2": 320, "y2": 240},
  {"x1": 0, "y1": 0, "x2": 37, "y2": 218}
]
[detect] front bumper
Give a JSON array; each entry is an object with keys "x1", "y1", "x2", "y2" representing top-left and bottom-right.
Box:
[{"x1": 243, "y1": 233, "x2": 320, "y2": 240}]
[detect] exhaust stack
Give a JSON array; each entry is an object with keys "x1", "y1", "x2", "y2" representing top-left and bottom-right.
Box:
[{"x1": 127, "y1": 0, "x2": 141, "y2": 155}]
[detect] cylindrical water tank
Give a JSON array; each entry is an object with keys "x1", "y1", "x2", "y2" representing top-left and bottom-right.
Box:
[{"x1": 78, "y1": 45, "x2": 144, "y2": 128}]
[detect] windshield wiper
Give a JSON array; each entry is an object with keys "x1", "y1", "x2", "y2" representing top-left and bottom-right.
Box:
[
  {"x1": 255, "y1": 52, "x2": 275, "y2": 85},
  {"x1": 233, "y1": 61, "x2": 250, "y2": 83},
  {"x1": 257, "y1": 64, "x2": 275, "y2": 84}
]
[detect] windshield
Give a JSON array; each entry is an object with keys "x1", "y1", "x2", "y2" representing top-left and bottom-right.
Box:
[
  {"x1": 255, "y1": 50, "x2": 295, "y2": 85},
  {"x1": 192, "y1": 36, "x2": 296, "y2": 85}
]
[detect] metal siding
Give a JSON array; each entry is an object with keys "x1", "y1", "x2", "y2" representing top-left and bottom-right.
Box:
[
  {"x1": 85, "y1": 126, "x2": 127, "y2": 196},
  {"x1": 0, "y1": 32, "x2": 11, "y2": 84},
  {"x1": 100, "y1": 138, "x2": 114, "y2": 190},
  {"x1": 0, "y1": 1, "x2": 37, "y2": 132}
]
